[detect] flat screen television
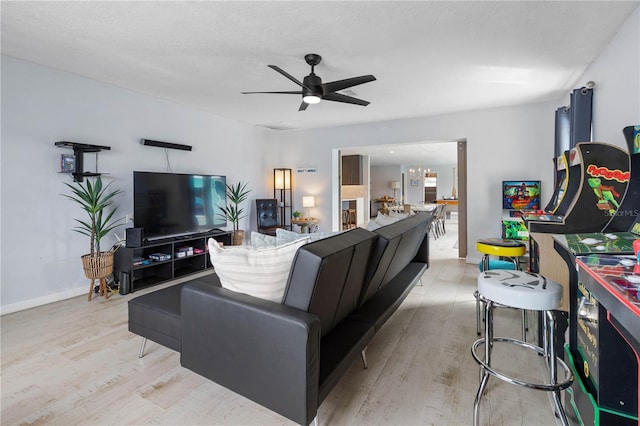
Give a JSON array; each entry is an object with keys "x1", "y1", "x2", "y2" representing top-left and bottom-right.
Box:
[
  {"x1": 502, "y1": 180, "x2": 541, "y2": 211},
  {"x1": 134, "y1": 171, "x2": 227, "y2": 239}
]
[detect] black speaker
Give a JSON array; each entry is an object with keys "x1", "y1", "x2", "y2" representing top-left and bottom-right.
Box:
[
  {"x1": 126, "y1": 227, "x2": 143, "y2": 248},
  {"x1": 119, "y1": 272, "x2": 130, "y2": 295},
  {"x1": 141, "y1": 138, "x2": 192, "y2": 151}
]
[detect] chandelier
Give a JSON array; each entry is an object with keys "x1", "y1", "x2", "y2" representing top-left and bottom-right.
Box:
[{"x1": 409, "y1": 163, "x2": 423, "y2": 179}]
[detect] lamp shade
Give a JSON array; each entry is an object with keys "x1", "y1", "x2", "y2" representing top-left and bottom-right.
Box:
[
  {"x1": 274, "y1": 168, "x2": 291, "y2": 190},
  {"x1": 390, "y1": 181, "x2": 401, "y2": 189},
  {"x1": 302, "y1": 196, "x2": 315, "y2": 208}
]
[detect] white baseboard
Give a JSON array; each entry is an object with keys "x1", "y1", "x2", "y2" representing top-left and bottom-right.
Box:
[
  {"x1": 1, "y1": 286, "x2": 86, "y2": 316},
  {"x1": 467, "y1": 255, "x2": 481, "y2": 265}
]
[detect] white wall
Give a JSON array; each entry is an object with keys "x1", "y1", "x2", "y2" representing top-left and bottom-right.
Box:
[
  {"x1": 431, "y1": 163, "x2": 457, "y2": 200},
  {"x1": 403, "y1": 166, "x2": 424, "y2": 205},
  {"x1": 582, "y1": 9, "x2": 640, "y2": 144},
  {"x1": 371, "y1": 165, "x2": 402, "y2": 200},
  {"x1": 1, "y1": 56, "x2": 269, "y2": 313}
]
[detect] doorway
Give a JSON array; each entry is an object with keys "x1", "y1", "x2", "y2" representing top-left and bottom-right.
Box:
[
  {"x1": 337, "y1": 140, "x2": 468, "y2": 259},
  {"x1": 424, "y1": 172, "x2": 437, "y2": 203}
]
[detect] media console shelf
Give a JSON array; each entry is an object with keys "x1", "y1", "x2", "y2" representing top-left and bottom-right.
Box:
[
  {"x1": 55, "y1": 141, "x2": 111, "y2": 182},
  {"x1": 114, "y1": 230, "x2": 232, "y2": 293}
]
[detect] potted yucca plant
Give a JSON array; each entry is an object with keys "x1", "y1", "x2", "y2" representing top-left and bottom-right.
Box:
[
  {"x1": 218, "y1": 181, "x2": 251, "y2": 245},
  {"x1": 63, "y1": 175, "x2": 124, "y2": 300}
]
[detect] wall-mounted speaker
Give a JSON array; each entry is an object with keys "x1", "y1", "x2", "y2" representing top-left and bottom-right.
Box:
[
  {"x1": 126, "y1": 227, "x2": 144, "y2": 248},
  {"x1": 141, "y1": 139, "x2": 192, "y2": 151}
]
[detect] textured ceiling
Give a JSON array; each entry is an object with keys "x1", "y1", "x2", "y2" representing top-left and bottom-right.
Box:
[{"x1": 1, "y1": 1, "x2": 638, "y2": 134}]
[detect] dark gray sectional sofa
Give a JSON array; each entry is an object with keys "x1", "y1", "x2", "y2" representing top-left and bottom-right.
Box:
[{"x1": 128, "y1": 212, "x2": 432, "y2": 425}]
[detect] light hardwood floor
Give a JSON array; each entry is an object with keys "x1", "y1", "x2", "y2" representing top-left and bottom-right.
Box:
[{"x1": 1, "y1": 215, "x2": 564, "y2": 425}]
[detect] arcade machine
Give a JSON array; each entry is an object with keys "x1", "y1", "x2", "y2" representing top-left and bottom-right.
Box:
[
  {"x1": 552, "y1": 126, "x2": 640, "y2": 425},
  {"x1": 524, "y1": 141, "x2": 630, "y2": 311},
  {"x1": 504, "y1": 150, "x2": 575, "y2": 240},
  {"x1": 501, "y1": 180, "x2": 541, "y2": 242},
  {"x1": 603, "y1": 125, "x2": 640, "y2": 233}
]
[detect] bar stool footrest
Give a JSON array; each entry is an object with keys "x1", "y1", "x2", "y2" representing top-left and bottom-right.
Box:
[{"x1": 471, "y1": 337, "x2": 573, "y2": 392}]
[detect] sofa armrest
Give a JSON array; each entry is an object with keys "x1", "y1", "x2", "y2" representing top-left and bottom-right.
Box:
[{"x1": 180, "y1": 281, "x2": 321, "y2": 426}]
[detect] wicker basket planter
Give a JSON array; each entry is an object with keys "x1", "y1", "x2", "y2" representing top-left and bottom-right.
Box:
[
  {"x1": 232, "y1": 230, "x2": 245, "y2": 246},
  {"x1": 82, "y1": 251, "x2": 114, "y2": 300}
]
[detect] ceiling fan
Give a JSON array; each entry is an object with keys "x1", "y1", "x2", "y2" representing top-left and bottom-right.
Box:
[{"x1": 242, "y1": 53, "x2": 376, "y2": 111}]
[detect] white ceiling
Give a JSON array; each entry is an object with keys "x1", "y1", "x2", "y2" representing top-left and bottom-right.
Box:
[
  {"x1": 342, "y1": 142, "x2": 458, "y2": 167},
  {"x1": 2, "y1": 1, "x2": 638, "y2": 136}
]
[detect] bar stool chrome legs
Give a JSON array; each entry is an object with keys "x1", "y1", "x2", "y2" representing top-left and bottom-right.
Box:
[
  {"x1": 474, "y1": 290, "x2": 528, "y2": 341},
  {"x1": 471, "y1": 270, "x2": 573, "y2": 426}
]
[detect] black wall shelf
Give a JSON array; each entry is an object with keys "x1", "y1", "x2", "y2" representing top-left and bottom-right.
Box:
[{"x1": 55, "y1": 141, "x2": 111, "y2": 182}]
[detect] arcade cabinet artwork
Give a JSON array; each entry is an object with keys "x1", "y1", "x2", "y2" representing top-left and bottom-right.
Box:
[
  {"x1": 543, "y1": 151, "x2": 570, "y2": 215},
  {"x1": 502, "y1": 181, "x2": 541, "y2": 211},
  {"x1": 502, "y1": 220, "x2": 529, "y2": 240},
  {"x1": 526, "y1": 142, "x2": 630, "y2": 311},
  {"x1": 501, "y1": 181, "x2": 540, "y2": 241},
  {"x1": 604, "y1": 124, "x2": 640, "y2": 232},
  {"x1": 586, "y1": 171, "x2": 624, "y2": 215},
  {"x1": 527, "y1": 142, "x2": 629, "y2": 235}
]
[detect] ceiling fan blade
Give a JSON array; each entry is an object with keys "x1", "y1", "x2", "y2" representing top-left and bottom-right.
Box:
[
  {"x1": 268, "y1": 65, "x2": 310, "y2": 89},
  {"x1": 321, "y1": 75, "x2": 376, "y2": 94},
  {"x1": 299, "y1": 102, "x2": 309, "y2": 111},
  {"x1": 242, "y1": 91, "x2": 302, "y2": 95},
  {"x1": 323, "y1": 92, "x2": 370, "y2": 106}
]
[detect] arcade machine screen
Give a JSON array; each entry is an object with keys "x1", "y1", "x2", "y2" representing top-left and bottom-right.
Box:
[
  {"x1": 502, "y1": 181, "x2": 541, "y2": 211},
  {"x1": 550, "y1": 173, "x2": 567, "y2": 211}
]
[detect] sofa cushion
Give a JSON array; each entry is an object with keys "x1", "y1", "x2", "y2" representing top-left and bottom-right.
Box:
[
  {"x1": 250, "y1": 231, "x2": 277, "y2": 248},
  {"x1": 128, "y1": 274, "x2": 223, "y2": 352},
  {"x1": 208, "y1": 237, "x2": 309, "y2": 302},
  {"x1": 360, "y1": 212, "x2": 431, "y2": 305},
  {"x1": 374, "y1": 211, "x2": 402, "y2": 226},
  {"x1": 282, "y1": 228, "x2": 377, "y2": 337},
  {"x1": 275, "y1": 228, "x2": 340, "y2": 245},
  {"x1": 128, "y1": 282, "x2": 188, "y2": 352},
  {"x1": 388, "y1": 210, "x2": 410, "y2": 219},
  {"x1": 364, "y1": 220, "x2": 381, "y2": 231}
]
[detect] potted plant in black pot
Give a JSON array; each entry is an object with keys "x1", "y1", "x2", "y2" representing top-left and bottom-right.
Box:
[
  {"x1": 218, "y1": 181, "x2": 251, "y2": 245},
  {"x1": 63, "y1": 175, "x2": 124, "y2": 300}
]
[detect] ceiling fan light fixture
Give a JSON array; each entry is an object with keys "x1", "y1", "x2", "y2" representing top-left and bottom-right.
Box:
[
  {"x1": 303, "y1": 95, "x2": 321, "y2": 104},
  {"x1": 244, "y1": 54, "x2": 375, "y2": 110}
]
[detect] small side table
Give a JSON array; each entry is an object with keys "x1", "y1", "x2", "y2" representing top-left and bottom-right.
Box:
[{"x1": 291, "y1": 218, "x2": 319, "y2": 233}]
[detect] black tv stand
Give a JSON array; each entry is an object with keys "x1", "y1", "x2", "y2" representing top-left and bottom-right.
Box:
[{"x1": 114, "y1": 229, "x2": 232, "y2": 293}]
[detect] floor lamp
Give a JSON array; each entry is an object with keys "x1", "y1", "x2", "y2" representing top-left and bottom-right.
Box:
[{"x1": 273, "y1": 168, "x2": 292, "y2": 228}]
